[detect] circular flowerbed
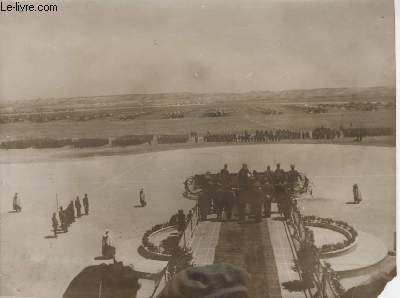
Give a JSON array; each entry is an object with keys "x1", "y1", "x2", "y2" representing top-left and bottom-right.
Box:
[
  {"x1": 302, "y1": 216, "x2": 358, "y2": 257},
  {"x1": 139, "y1": 222, "x2": 179, "y2": 260}
]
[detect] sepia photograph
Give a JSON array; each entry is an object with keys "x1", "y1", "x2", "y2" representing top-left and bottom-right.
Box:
[{"x1": 0, "y1": 0, "x2": 396, "y2": 297}]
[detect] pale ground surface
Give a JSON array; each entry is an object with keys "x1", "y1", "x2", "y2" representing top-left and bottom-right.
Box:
[
  {"x1": 0, "y1": 144, "x2": 395, "y2": 298},
  {"x1": 309, "y1": 227, "x2": 347, "y2": 248}
]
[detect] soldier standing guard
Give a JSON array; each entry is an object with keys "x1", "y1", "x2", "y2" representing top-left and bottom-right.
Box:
[
  {"x1": 238, "y1": 164, "x2": 251, "y2": 221},
  {"x1": 75, "y1": 196, "x2": 82, "y2": 218},
  {"x1": 68, "y1": 200, "x2": 75, "y2": 223},
  {"x1": 82, "y1": 193, "x2": 89, "y2": 215},
  {"x1": 59, "y1": 206, "x2": 67, "y2": 232},
  {"x1": 273, "y1": 163, "x2": 286, "y2": 214},
  {"x1": 264, "y1": 166, "x2": 273, "y2": 183},
  {"x1": 139, "y1": 188, "x2": 147, "y2": 207},
  {"x1": 102, "y1": 230, "x2": 116, "y2": 262},
  {"x1": 251, "y1": 180, "x2": 263, "y2": 222},
  {"x1": 353, "y1": 184, "x2": 362, "y2": 204},
  {"x1": 12, "y1": 193, "x2": 22, "y2": 212},
  {"x1": 51, "y1": 212, "x2": 58, "y2": 238},
  {"x1": 220, "y1": 164, "x2": 230, "y2": 186}
]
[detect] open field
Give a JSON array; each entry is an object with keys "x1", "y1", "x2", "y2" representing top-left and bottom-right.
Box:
[
  {"x1": 0, "y1": 144, "x2": 395, "y2": 298},
  {"x1": 0, "y1": 87, "x2": 395, "y2": 141},
  {"x1": 0, "y1": 109, "x2": 395, "y2": 141}
]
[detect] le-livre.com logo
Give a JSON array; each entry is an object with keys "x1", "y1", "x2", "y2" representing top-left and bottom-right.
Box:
[{"x1": 1, "y1": 1, "x2": 58, "y2": 13}]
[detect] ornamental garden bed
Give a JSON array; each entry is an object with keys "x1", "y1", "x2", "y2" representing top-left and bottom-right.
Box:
[
  {"x1": 139, "y1": 222, "x2": 180, "y2": 261},
  {"x1": 302, "y1": 216, "x2": 358, "y2": 258}
]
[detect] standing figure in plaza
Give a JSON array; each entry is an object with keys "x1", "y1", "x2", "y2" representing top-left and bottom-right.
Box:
[
  {"x1": 12, "y1": 193, "x2": 21, "y2": 212},
  {"x1": 74, "y1": 196, "x2": 82, "y2": 218},
  {"x1": 51, "y1": 212, "x2": 58, "y2": 238},
  {"x1": 69, "y1": 200, "x2": 75, "y2": 223},
  {"x1": 139, "y1": 188, "x2": 147, "y2": 207},
  {"x1": 102, "y1": 229, "x2": 116, "y2": 261},
  {"x1": 353, "y1": 184, "x2": 362, "y2": 204},
  {"x1": 59, "y1": 206, "x2": 68, "y2": 232},
  {"x1": 82, "y1": 193, "x2": 89, "y2": 215}
]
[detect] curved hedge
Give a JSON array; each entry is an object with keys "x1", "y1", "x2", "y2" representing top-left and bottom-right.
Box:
[
  {"x1": 302, "y1": 215, "x2": 358, "y2": 256},
  {"x1": 139, "y1": 222, "x2": 175, "y2": 260}
]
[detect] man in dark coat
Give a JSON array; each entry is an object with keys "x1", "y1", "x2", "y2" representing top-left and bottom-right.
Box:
[
  {"x1": 69, "y1": 200, "x2": 75, "y2": 222},
  {"x1": 264, "y1": 165, "x2": 274, "y2": 183},
  {"x1": 75, "y1": 196, "x2": 82, "y2": 218},
  {"x1": 52, "y1": 212, "x2": 59, "y2": 238},
  {"x1": 238, "y1": 164, "x2": 250, "y2": 191},
  {"x1": 59, "y1": 206, "x2": 67, "y2": 232},
  {"x1": 219, "y1": 164, "x2": 230, "y2": 186},
  {"x1": 273, "y1": 163, "x2": 286, "y2": 214},
  {"x1": 82, "y1": 193, "x2": 89, "y2": 215},
  {"x1": 250, "y1": 181, "x2": 264, "y2": 222},
  {"x1": 287, "y1": 164, "x2": 300, "y2": 192}
]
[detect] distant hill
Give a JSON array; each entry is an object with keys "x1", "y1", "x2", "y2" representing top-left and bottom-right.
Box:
[{"x1": 2, "y1": 86, "x2": 395, "y2": 111}]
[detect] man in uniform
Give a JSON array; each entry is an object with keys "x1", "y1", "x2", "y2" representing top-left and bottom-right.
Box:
[
  {"x1": 102, "y1": 229, "x2": 116, "y2": 262},
  {"x1": 139, "y1": 188, "x2": 146, "y2": 207},
  {"x1": 238, "y1": 164, "x2": 251, "y2": 221},
  {"x1": 220, "y1": 164, "x2": 230, "y2": 186},
  {"x1": 68, "y1": 200, "x2": 75, "y2": 223},
  {"x1": 273, "y1": 163, "x2": 286, "y2": 214},
  {"x1": 251, "y1": 180, "x2": 263, "y2": 222},
  {"x1": 12, "y1": 193, "x2": 21, "y2": 212},
  {"x1": 75, "y1": 196, "x2": 82, "y2": 218},
  {"x1": 264, "y1": 166, "x2": 273, "y2": 183},
  {"x1": 59, "y1": 206, "x2": 67, "y2": 232},
  {"x1": 82, "y1": 193, "x2": 89, "y2": 215},
  {"x1": 238, "y1": 164, "x2": 250, "y2": 191},
  {"x1": 52, "y1": 212, "x2": 59, "y2": 238}
]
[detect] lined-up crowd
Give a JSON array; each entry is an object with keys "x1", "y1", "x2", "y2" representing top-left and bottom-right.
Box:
[
  {"x1": 197, "y1": 163, "x2": 305, "y2": 223},
  {"x1": 204, "y1": 127, "x2": 337, "y2": 143},
  {"x1": 51, "y1": 194, "x2": 89, "y2": 238}
]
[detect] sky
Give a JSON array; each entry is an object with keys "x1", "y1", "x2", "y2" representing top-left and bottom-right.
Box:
[{"x1": 0, "y1": 0, "x2": 395, "y2": 101}]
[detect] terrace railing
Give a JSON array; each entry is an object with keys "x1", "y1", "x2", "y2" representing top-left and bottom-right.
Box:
[
  {"x1": 287, "y1": 201, "x2": 345, "y2": 298},
  {"x1": 150, "y1": 203, "x2": 199, "y2": 297}
]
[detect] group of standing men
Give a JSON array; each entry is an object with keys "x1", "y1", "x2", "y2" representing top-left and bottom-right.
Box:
[
  {"x1": 198, "y1": 162, "x2": 302, "y2": 223},
  {"x1": 51, "y1": 194, "x2": 89, "y2": 238}
]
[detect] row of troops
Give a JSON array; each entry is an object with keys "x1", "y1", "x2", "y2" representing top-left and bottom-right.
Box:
[
  {"x1": 205, "y1": 129, "x2": 315, "y2": 143},
  {"x1": 198, "y1": 163, "x2": 302, "y2": 223},
  {"x1": 51, "y1": 194, "x2": 89, "y2": 238}
]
